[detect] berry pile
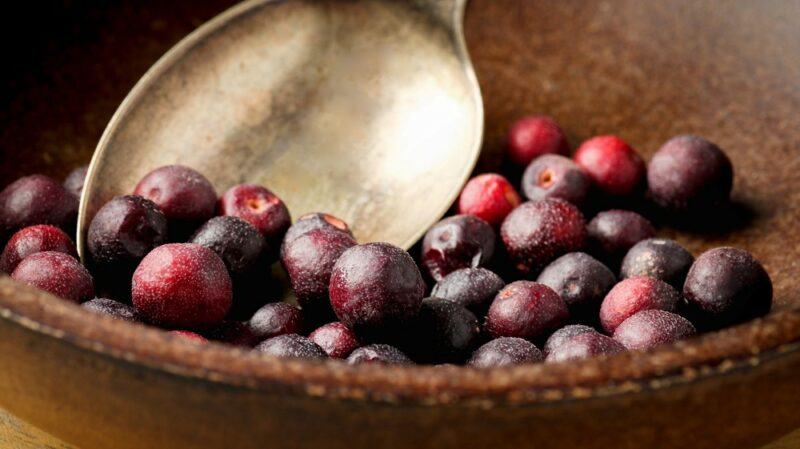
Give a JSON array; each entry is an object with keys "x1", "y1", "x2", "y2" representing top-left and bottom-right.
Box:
[{"x1": 0, "y1": 115, "x2": 773, "y2": 367}]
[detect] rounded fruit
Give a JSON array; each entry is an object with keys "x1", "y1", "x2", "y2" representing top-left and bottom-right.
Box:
[
  {"x1": 170, "y1": 330, "x2": 208, "y2": 343},
  {"x1": 82, "y1": 298, "x2": 138, "y2": 322},
  {"x1": 620, "y1": 238, "x2": 694, "y2": 288},
  {"x1": 613, "y1": 309, "x2": 696, "y2": 351},
  {"x1": 247, "y1": 302, "x2": 304, "y2": 342},
  {"x1": 283, "y1": 212, "x2": 353, "y2": 246},
  {"x1": 190, "y1": 216, "x2": 266, "y2": 276},
  {"x1": 457, "y1": 173, "x2": 522, "y2": 227},
  {"x1": 574, "y1": 135, "x2": 645, "y2": 197},
  {"x1": 468, "y1": 337, "x2": 543, "y2": 367},
  {"x1": 309, "y1": 322, "x2": 361, "y2": 359},
  {"x1": 11, "y1": 251, "x2": 94, "y2": 303},
  {"x1": 522, "y1": 154, "x2": 592, "y2": 207},
  {"x1": 545, "y1": 331, "x2": 626, "y2": 362},
  {"x1": 407, "y1": 298, "x2": 480, "y2": 364},
  {"x1": 485, "y1": 281, "x2": 569, "y2": 340},
  {"x1": 430, "y1": 267, "x2": 504, "y2": 315},
  {"x1": 63, "y1": 165, "x2": 89, "y2": 198},
  {"x1": 587, "y1": 210, "x2": 655, "y2": 267},
  {"x1": 218, "y1": 184, "x2": 291, "y2": 257},
  {"x1": 507, "y1": 115, "x2": 569, "y2": 167},
  {"x1": 0, "y1": 224, "x2": 77, "y2": 274},
  {"x1": 0, "y1": 174, "x2": 79, "y2": 238},
  {"x1": 543, "y1": 324, "x2": 597, "y2": 356},
  {"x1": 346, "y1": 344, "x2": 412, "y2": 365},
  {"x1": 421, "y1": 214, "x2": 495, "y2": 282},
  {"x1": 536, "y1": 252, "x2": 616, "y2": 323},
  {"x1": 599, "y1": 276, "x2": 682, "y2": 334},
  {"x1": 255, "y1": 334, "x2": 327, "y2": 359}
]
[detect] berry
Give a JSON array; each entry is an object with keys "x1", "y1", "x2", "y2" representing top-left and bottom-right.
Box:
[
  {"x1": 346, "y1": 344, "x2": 412, "y2": 365},
  {"x1": 248, "y1": 302, "x2": 303, "y2": 342},
  {"x1": 574, "y1": 135, "x2": 645, "y2": 197},
  {"x1": 599, "y1": 276, "x2": 681, "y2": 334},
  {"x1": 282, "y1": 212, "x2": 353, "y2": 246},
  {"x1": 329, "y1": 243, "x2": 425, "y2": 340},
  {"x1": 536, "y1": 252, "x2": 616, "y2": 322},
  {"x1": 81, "y1": 298, "x2": 138, "y2": 322},
  {"x1": 133, "y1": 165, "x2": 217, "y2": 239},
  {"x1": 63, "y1": 165, "x2": 89, "y2": 198},
  {"x1": 457, "y1": 173, "x2": 522, "y2": 227},
  {"x1": 587, "y1": 210, "x2": 655, "y2": 267},
  {"x1": 500, "y1": 199, "x2": 587, "y2": 275},
  {"x1": 131, "y1": 243, "x2": 232, "y2": 329},
  {"x1": 430, "y1": 267, "x2": 504, "y2": 315},
  {"x1": 87, "y1": 195, "x2": 168, "y2": 276},
  {"x1": 170, "y1": 330, "x2": 208, "y2": 343},
  {"x1": 683, "y1": 247, "x2": 772, "y2": 329},
  {"x1": 255, "y1": 334, "x2": 327, "y2": 359},
  {"x1": 648, "y1": 135, "x2": 733, "y2": 212},
  {"x1": 0, "y1": 174, "x2": 78, "y2": 238},
  {"x1": 421, "y1": 214, "x2": 495, "y2": 282},
  {"x1": 620, "y1": 238, "x2": 694, "y2": 288},
  {"x1": 204, "y1": 320, "x2": 259, "y2": 347},
  {"x1": 407, "y1": 298, "x2": 480, "y2": 363},
  {"x1": 0, "y1": 225, "x2": 77, "y2": 274},
  {"x1": 189, "y1": 216, "x2": 265, "y2": 276},
  {"x1": 468, "y1": 337, "x2": 543, "y2": 367},
  {"x1": 522, "y1": 154, "x2": 592, "y2": 207},
  {"x1": 218, "y1": 184, "x2": 291, "y2": 257},
  {"x1": 309, "y1": 322, "x2": 361, "y2": 359},
  {"x1": 613, "y1": 309, "x2": 696, "y2": 351},
  {"x1": 281, "y1": 228, "x2": 356, "y2": 319},
  {"x1": 543, "y1": 324, "x2": 597, "y2": 356},
  {"x1": 485, "y1": 281, "x2": 569, "y2": 340},
  {"x1": 545, "y1": 332, "x2": 625, "y2": 362},
  {"x1": 507, "y1": 116, "x2": 569, "y2": 167},
  {"x1": 11, "y1": 251, "x2": 94, "y2": 302}
]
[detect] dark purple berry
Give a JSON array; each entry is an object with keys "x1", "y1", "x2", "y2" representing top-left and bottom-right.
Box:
[
  {"x1": 545, "y1": 332, "x2": 625, "y2": 362},
  {"x1": 346, "y1": 344, "x2": 412, "y2": 365},
  {"x1": 190, "y1": 216, "x2": 265, "y2": 276},
  {"x1": 500, "y1": 199, "x2": 587, "y2": 275},
  {"x1": 283, "y1": 212, "x2": 353, "y2": 246},
  {"x1": 11, "y1": 251, "x2": 94, "y2": 302},
  {"x1": 468, "y1": 337, "x2": 543, "y2": 367},
  {"x1": 218, "y1": 184, "x2": 291, "y2": 258},
  {"x1": 613, "y1": 309, "x2": 696, "y2": 351},
  {"x1": 683, "y1": 247, "x2": 772, "y2": 329},
  {"x1": 537, "y1": 252, "x2": 615, "y2": 322},
  {"x1": 620, "y1": 238, "x2": 694, "y2": 288},
  {"x1": 0, "y1": 174, "x2": 78, "y2": 238},
  {"x1": 430, "y1": 267, "x2": 504, "y2": 315},
  {"x1": 574, "y1": 135, "x2": 645, "y2": 197},
  {"x1": 255, "y1": 334, "x2": 327, "y2": 359},
  {"x1": 599, "y1": 276, "x2": 681, "y2": 334},
  {"x1": 63, "y1": 165, "x2": 89, "y2": 198},
  {"x1": 421, "y1": 215, "x2": 495, "y2": 282},
  {"x1": 485, "y1": 281, "x2": 569, "y2": 340},
  {"x1": 522, "y1": 154, "x2": 592, "y2": 207},
  {"x1": 0, "y1": 225, "x2": 77, "y2": 274},
  {"x1": 407, "y1": 298, "x2": 480, "y2": 363},
  {"x1": 204, "y1": 320, "x2": 259, "y2": 347},
  {"x1": 543, "y1": 324, "x2": 597, "y2": 356},
  {"x1": 648, "y1": 135, "x2": 733, "y2": 212},
  {"x1": 587, "y1": 210, "x2": 655, "y2": 267},
  {"x1": 309, "y1": 322, "x2": 361, "y2": 359},
  {"x1": 247, "y1": 302, "x2": 303, "y2": 342},
  {"x1": 81, "y1": 298, "x2": 138, "y2": 322},
  {"x1": 329, "y1": 243, "x2": 425, "y2": 340}
]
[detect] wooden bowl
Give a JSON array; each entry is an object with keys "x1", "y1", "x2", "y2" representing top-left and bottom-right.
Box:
[{"x1": 1, "y1": 1, "x2": 799, "y2": 448}]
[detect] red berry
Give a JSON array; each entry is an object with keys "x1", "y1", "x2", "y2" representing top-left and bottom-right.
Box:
[
  {"x1": 11, "y1": 251, "x2": 94, "y2": 303},
  {"x1": 599, "y1": 276, "x2": 681, "y2": 334},
  {"x1": 545, "y1": 331, "x2": 625, "y2": 362},
  {"x1": 457, "y1": 173, "x2": 521, "y2": 227},
  {"x1": 613, "y1": 309, "x2": 695, "y2": 351},
  {"x1": 283, "y1": 212, "x2": 353, "y2": 246},
  {"x1": 132, "y1": 243, "x2": 232, "y2": 329},
  {"x1": 543, "y1": 324, "x2": 597, "y2": 356},
  {"x1": 248, "y1": 302, "x2": 304, "y2": 342},
  {"x1": 0, "y1": 174, "x2": 78, "y2": 238},
  {"x1": 309, "y1": 322, "x2": 361, "y2": 359},
  {"x1": 485, "y1": 281, "x2": 569, "y2": 340},
  {"x1": 421, "y1": 215, "x2": 496, "y2": 282},
  {"x1": 468, "y1": 337, "x2": 543, "y2": 367},
  {"x1": 218, "y1": 184, "x2": 291, "y2": 257},
  {"x1": 574, "y1": 135, "x2": 645, "y2": 197},
  {"x1": 507, "y1": 116, "x2": 569, "y2": 167},
  {"x1": 0, "y1": 225, "x2": 77, "y2": 274}
]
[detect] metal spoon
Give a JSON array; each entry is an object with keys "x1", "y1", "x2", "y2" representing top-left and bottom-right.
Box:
[{"x1": 76, "y1": 0, "x2": 482, "y2": 256}]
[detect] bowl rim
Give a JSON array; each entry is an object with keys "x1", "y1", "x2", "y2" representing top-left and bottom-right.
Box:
[{"x1": 2, "y1": 277, "x2": 799, "y2": 406}]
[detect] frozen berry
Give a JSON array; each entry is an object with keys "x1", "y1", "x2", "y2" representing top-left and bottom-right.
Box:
[
  {"x1": 131, "y1": 243, "x2": 232, "y2": 329},
  {"x1": 281, "y1": 228, "x2": 356, "y2": 319},
  {"x1": 613, "y1": 309, "x2": 695, "y2": 351},
  {"x1": 87, "y1": 195, "x2": 168, "y2": 276},
  {"x1": 430, "y1": 267, "x2": 504, "y2": 315},
  {"x1": 599, "y1": 276, "x2": 681, "y2": 334},
  {"x1": 546, "y1": 332, "x2": 625, "y2": 362},
  {"x1": 587, "y1": 210, "x2": 655, "y2": 267},
  {"x1": 309, "y1": 322, "x2": 361, "y2": 359},
  {"x1": 63, "y1": 165, "x2": 89, "y2": 198},
  {"x1": 507, "y1": 116, "x2": 569, "y2": 167},
  {"x1": 190, "y1": 216, "x2": 265, "y2": 276},
  {"x1": 0, "y1": 174, "x2": 78, "y2": 238},
  {"x1": 82, "y1": 298, "x2": 138, "y2": 322},
  {"x1": 543, "y1": 324, "x2": 598, "y2": 356},
  {"x1": 133, "y1": 165, "x2": 217, "y2": 239},
  {"x1": 218, "y1": 184, "x2": 291, "y2": 257},
  {"x1": 522, "y1": 155, "x2": 592, "y2": 207},
  {"x1": 468, "y1": 337, "x2": 543, "y2": 367},
  {"x1": 537, "y1": 252, "x2": 615, "y2": 322},
  {"x1": 283, "y1": 212, "x2": 353, "y2": 246},
  {"x1": 11, "y1": 251, "x2": 93, "y2": 302},
  {"x1": 485, "y1": 281, "x2": 569, "y2": 340},
  {"x1": 620, "y1": 238, "x2": 694, "y2": 288},
  {"x1": 648, "y1": 135, "x2": 733, "y2": 212},
  {"x1": 204, "y1": 320, "x2": 259, "y2": 347},
  {"x1": 407, "y1": 298, "x2": 480, "y2": 363},
  {"x1": 329, "y1": 243, "x2": 425, "y2": 340},
  {"x1": 574, "y1": 135, "x2": 645, "y2": 197},
  {"x1": 170, "y1": 330, "x2": 208, "y2": 343},
  {"x1": 248, "y1": 302, "x2": 303, "y2": 342},
  {"x1": 0, "y1": 225, "x2": 77, "y2": 274},
  {"x1": 421, "y1": 215, "x2": 495, "y2": 282},
  {"x1": 683, "y1": 247, "x2": 772, "y2": 329},
  {"x1": 346, "y1": 344, "x2": 411, "y2": 365},
  {"x1": 457, "y1": 173, "x2": 522, "y2": 227},
  {"x1": 255, "y1": 334, "x2": 327, "y2": 359},
  {"x1": 500, "y1": 199, "x2": 587, "y2": 275}
]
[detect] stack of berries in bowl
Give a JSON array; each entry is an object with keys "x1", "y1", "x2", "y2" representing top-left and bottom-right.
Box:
[{"x1": 0, "y1": 116, "x2": 772, "y2": 367}]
